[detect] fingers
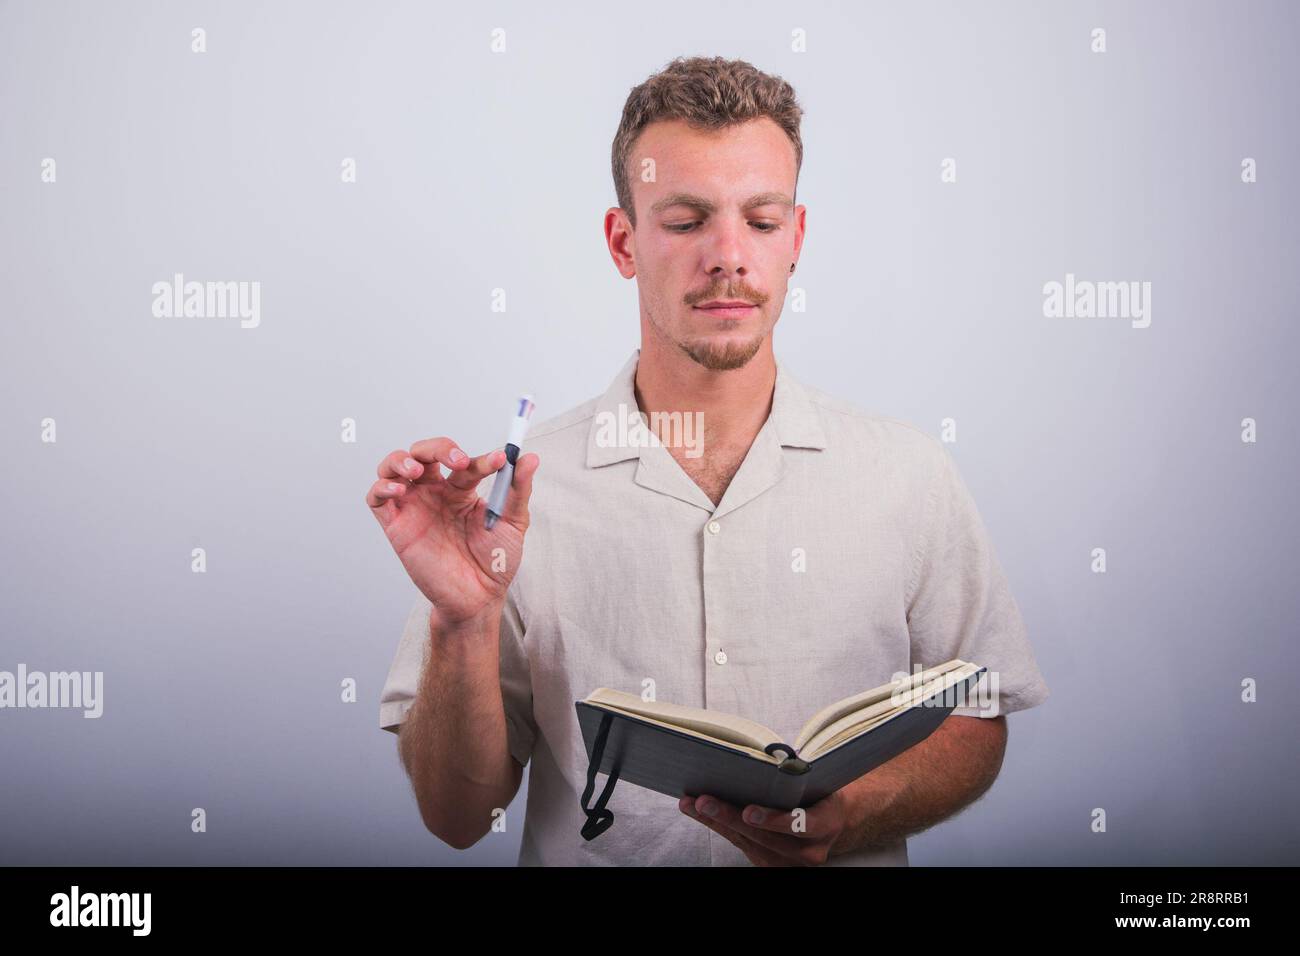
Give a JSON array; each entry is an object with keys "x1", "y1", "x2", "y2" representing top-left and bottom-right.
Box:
[
  {"x1": 378, "y1": 449, "x2": 425, "y2": 483},
  {"x1": 495, "y1": 452, "x2": 540, "y2": 526},
  {"x1": 367, "y1": 449, "x2": 427, "y2": 512},
  {"x1": 407, "y1": 437, "x2": 472, "y2": 484},
  {"x1": 366, "y1": 476, "x2": 410, "y2": 510},
  {"x1": 740, "y1": 800, "x2": 837, "y2": 841},
  {"x1": 443, "y1": 447, "x2": 508, "y2": 491},
  {"x1": 679, "y1": 797, "x2": 790, "y2": 866},
  {"x1": 681, "y1": 795, "x2": 826, "y2": 864},
  {"x1": 366, "y1": 441, "x2": 539, "y2": 520}
]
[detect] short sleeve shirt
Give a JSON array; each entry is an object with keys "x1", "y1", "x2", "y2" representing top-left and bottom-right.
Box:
[{"x1": 379, "y1": 348, "x2": 1050, "y2": 866}]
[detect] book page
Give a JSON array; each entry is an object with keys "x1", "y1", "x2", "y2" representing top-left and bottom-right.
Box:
[
  {"x1": 798, "y1": 663, "x2": 984, "y2": 760},
  {"x1": 584, "y1": 688, "x2": 785, "y2": 755},
  {"x1": 793, "y1": 660, "x2": 972, "y2": 752}
]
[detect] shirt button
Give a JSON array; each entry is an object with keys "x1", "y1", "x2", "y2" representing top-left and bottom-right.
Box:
[
  {"x1": 714, "y1": 649, "x2": 728, "y2": 665},
  {"x1": 706, "y1": 520, "x2": 721, "y2": 535}
]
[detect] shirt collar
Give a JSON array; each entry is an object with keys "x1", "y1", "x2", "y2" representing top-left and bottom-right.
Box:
[{"x1": 585, "y1": 347, "x2": 828, "y2": 470}]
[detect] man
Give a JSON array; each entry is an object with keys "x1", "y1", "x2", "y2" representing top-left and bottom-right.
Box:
[{"x1": 368, "y1": 56, "x2": 1049, "y2": 866}]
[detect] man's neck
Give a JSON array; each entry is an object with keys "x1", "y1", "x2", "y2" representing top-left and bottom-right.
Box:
[{"x1": 632, "y1": 335, "x2": 777, "y2": 459}]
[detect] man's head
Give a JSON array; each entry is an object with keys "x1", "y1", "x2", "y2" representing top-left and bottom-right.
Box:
[{"x1": 607, "y1": 57, "x2": 806, "y2": 372}]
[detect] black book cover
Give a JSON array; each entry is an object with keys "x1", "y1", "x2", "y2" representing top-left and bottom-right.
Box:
[{"x1": 574, "y1": 667, "x2": 986, "y2": 839}]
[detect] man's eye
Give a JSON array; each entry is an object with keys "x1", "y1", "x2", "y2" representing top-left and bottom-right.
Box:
[{"x1": 665, "y1": 222, "x2": 779, "y2": 233}]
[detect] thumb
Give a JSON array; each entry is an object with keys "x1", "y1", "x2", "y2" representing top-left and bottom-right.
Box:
[{"x1": 500, "y1": 452, "x2": 539, "y2": 527}]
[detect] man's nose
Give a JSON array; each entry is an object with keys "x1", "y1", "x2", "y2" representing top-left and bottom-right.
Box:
[{"x1": 702, "y1": 220, "x2": 752, "y2": 278}]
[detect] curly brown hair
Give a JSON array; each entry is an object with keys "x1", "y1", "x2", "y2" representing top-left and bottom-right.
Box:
[{"x1": 611, "y1": 56, "x2": 804, "y2": 229}]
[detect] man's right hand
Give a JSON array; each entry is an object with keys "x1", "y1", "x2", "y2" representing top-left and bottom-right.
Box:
[{"x1": 366, "y1": 437, "x2": 540, "y2": 628}]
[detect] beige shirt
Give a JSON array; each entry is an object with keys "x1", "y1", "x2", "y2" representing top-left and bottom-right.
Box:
[{"x1": 380, "y1": 348, "x2": 1049, "y2": 866}]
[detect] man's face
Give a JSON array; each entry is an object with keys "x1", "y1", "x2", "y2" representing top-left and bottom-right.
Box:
[{"x1": 624, "y1": 117, "x2": 804, "y2": 371}]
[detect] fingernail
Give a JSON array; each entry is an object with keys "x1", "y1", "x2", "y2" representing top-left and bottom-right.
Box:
[
  {"x1": 449, "y1": 448, "x2": 466, "y2": 462},
  {"x1": 700, "y1": 799, "x2": 718, "y2": 817},
  {"x1": 403, "y1": 457, "x2": 417, "y2": 473},
  {"x1": 387, "y1": 483, "x2": 401, "y2": 493},
  {"x1": 747, "y1": 809, "x2": 765, "y2": 824}
]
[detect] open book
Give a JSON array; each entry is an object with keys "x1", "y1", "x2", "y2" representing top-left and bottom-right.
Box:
[{"x1": 574, "y1": 660, "x2": 986, "y2": 841}]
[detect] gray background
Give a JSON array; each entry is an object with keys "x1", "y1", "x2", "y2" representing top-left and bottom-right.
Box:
[{"x1": 1, "y1": 0, "x2": 1296, "y2": 865}]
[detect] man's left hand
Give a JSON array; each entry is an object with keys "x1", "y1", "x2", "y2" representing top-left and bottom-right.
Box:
[{"x1": 677, "y1": 790, "x2": 852, "y2": 866}]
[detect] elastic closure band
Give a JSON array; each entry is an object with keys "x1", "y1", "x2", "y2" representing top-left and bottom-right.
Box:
[{"x1": 579, "y1": 712, "x2": 621, "y2": 841}]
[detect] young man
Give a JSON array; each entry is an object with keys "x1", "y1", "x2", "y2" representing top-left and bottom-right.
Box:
[{"x1": 368, "y1": 56, "x2": 1049, "y2": 866}]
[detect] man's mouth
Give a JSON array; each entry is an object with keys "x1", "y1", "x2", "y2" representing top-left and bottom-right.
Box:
[{"x1": 693, "y1": 301, "x2": 758, "y2": 319}]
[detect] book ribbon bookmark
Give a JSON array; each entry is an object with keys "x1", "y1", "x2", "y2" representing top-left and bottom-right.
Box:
[{"x1": 579, "y1": 712, "x2": 621, "y2": 840}]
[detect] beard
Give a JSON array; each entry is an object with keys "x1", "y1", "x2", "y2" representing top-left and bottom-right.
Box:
[{"x1": 676, "y1": 328, "x2": 767, "y2": 371}]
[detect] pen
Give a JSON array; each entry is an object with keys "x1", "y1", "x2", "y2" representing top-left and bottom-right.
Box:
[{"x1": 484, "y1": 394, "x2": 535, "y2": 530}]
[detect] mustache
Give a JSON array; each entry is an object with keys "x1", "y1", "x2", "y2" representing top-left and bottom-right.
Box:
[{"x1": 685, "y1": 286, "x2": 768, "y2": 307}]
